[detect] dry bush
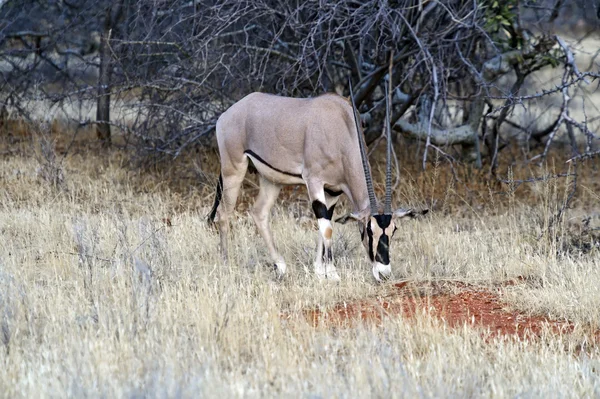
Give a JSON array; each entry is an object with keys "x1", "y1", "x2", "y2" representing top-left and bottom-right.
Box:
[{"x1": 1, "y1": 0, "x2": 599, "y2": 170}]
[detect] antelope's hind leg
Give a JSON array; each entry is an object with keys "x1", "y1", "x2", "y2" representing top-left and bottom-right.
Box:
[
  {"x1": 309, "y1": 185, "x2": 341, "y2": 281},
  {"x1": 216, "y1": 158, "x2": 249, "y2": 264},
  {"x1": 251, "y1": 175, "x2": 286, "y2": 277}
]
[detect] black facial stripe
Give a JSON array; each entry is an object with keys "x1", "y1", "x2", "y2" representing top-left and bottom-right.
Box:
[
  {"x1": 366, "y1": 221, "x2": 374, "y2": 262},
  {"x1": 359, "y1": 224, "x2": 365, "y2": 241},
  {"x1": 374, "y1": 214, "x2": 392, "y2": 229},
  {"x1": 376, "y1": 233, "x2": 390, "y2": 265}
]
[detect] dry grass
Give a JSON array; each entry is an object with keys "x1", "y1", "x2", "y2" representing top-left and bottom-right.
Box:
[{"x1": 1, "y1": 143, "x2": 600, "y2": 398}]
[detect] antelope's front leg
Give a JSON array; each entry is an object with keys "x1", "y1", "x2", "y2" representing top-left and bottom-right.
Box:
[{"x1": 312, "y1": 200, "x2": 340, "y2": 281}]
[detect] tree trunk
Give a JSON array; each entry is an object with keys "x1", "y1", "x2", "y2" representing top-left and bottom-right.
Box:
[{"x1": 96, "y1": 2, "x2": 124, "y2": 146}]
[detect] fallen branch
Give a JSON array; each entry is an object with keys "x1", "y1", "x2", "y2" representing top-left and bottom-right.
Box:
[
  {"x1": 394, "y1": 119, "x2": 477, "y2": 146},
  {"x1": 394, "y1": 96, "x2": 483, "y2": 167}
]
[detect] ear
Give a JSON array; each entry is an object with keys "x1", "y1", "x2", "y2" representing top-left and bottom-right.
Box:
[
  {"x1": 393, "y1": 208, "x2": 429, "y2": 219},
  {"x1": 335, "y1": 208, "x2": 370, "y2": 224}
]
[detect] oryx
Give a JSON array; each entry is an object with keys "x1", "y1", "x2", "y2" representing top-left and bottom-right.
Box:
[{"x1": 208, "y1": 84, "x2": 427, "y2": 281}]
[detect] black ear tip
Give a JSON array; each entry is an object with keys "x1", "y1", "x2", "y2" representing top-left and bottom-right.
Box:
[{"x1": 421, "y1": 209, "x2": 429, "y2": 216}]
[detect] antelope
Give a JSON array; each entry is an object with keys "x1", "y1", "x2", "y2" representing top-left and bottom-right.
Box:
[{"x1": 208, "y1": 83, "x2": 427, "y2": 281}]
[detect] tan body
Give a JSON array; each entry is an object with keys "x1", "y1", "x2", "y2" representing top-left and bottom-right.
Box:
[
  {"x1": 217, "y1": 93, "x2": 371, "y2": 203},
  {"x1": 211, "y1": 91, "x2": 425, "y2": 281}
]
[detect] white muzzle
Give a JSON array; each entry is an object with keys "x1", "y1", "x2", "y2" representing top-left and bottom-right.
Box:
[{"x1": 372, "y1": 262, "x2": 391, "y2": 282}]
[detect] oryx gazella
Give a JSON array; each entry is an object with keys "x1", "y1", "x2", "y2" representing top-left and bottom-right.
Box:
[{"x1": 208, "y1": 84, "x2": 427, "y2": 281}]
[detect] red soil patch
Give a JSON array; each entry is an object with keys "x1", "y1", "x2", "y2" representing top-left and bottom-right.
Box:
[{"x1": 297, "y1": 281, "x2": 600, "y2": 342}]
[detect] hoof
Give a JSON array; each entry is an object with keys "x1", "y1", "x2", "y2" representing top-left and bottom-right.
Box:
[
  {"x1": 274, "y1": 261, "x2": 287, "y2": 278},
  {"x1": 314, "y1": 263, "x2": 340, "y2": 282},
  {"x1": 325, "y1": 264, "x2": 340, "y2": 281},
  {"x1": 372, "y1": 262, "x2": 391, "y2": 283}
]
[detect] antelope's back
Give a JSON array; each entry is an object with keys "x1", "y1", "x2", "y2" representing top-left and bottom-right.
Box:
[{"x1": 217, "y1": 92, "x2": 357, "y2": 178}]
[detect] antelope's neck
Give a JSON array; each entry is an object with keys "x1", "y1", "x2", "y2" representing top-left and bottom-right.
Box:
[{"x1": 345, "y1": 160, "x2": 373, "y2": 214}]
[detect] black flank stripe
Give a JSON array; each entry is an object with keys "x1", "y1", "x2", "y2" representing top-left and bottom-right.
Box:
[
  {"x1": 324, "y1": 187, "x2": 343, "y2": 197},
  {"x1": 244, "y1": 150, "x2": 302, "y2": 178}
]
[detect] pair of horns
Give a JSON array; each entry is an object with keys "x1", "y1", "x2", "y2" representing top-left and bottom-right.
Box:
[{"x1": 349, "y1": 57, "x2": 394, "y2": 216}]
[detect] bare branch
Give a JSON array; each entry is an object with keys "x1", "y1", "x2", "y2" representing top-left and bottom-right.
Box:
[
  {"x1": 555, "y1": 35, "x2": 587, "y2": 83},
  {"x1": 566, "y1": 150, "x2": 600, "y2": 164}
]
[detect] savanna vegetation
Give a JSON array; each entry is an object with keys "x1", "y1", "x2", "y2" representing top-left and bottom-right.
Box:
[
  {"x1": 1, "y1": 0, "x2": 600, "y2": 397},
  {"x1": 1, "y1": 131, "x2": 600, "y2": 397}
]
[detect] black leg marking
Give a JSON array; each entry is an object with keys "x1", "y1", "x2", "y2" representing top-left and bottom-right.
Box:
[
  {"x1": 326, "y1": 203, "x2": 336, "y2": 220},
  {"x1": 314, "y1": 200, "x2": 335, "y2": 263},
  {"x1": 207, "y1": 174, "x2": 222, "y2": 223},
  {"x1": 312, "y1": 201, "x2": 329, "y2": 220},
  {"x1": 312, "y1": 200, "x2": 336, "y2": 221},
  {"x1": 248, "y1": 161, "x2": 258, "y2": 174},
  {"x1": 321, "y1": 243, "x2": 333, "y2": 263}
]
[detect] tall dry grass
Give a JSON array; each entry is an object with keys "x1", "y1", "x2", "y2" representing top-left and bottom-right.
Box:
[{"x1": 0, "y1": 143, "x2": 599, "y2": 397}]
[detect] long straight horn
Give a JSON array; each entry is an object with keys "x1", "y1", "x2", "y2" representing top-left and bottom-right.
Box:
[
  {"x1": 384, "y1": 81, "x2": 393, "y2": 214},
  {"x1": 384, "y1": 52, "x2": 394, "y2": 214},
  {"x1": 349, "y1": 78, "x2": 378, "y2": 216}
]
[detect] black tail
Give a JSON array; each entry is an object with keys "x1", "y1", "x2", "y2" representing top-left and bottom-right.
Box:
[{"x1": 207, "y1": 173, "x2": 223, "y2": 223}]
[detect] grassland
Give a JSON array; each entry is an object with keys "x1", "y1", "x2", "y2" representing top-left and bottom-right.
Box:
[{"x1": 0, "y1": 137, "x2": 599, "y2": 398}]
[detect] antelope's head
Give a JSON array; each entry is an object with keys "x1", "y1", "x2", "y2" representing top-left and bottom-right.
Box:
[
  {"x1": 338, "y1": 79, "x2": 428, "y2": 282},
  {"x1": 339, "y1": 208, "x2": 428, "y2": 282}
]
